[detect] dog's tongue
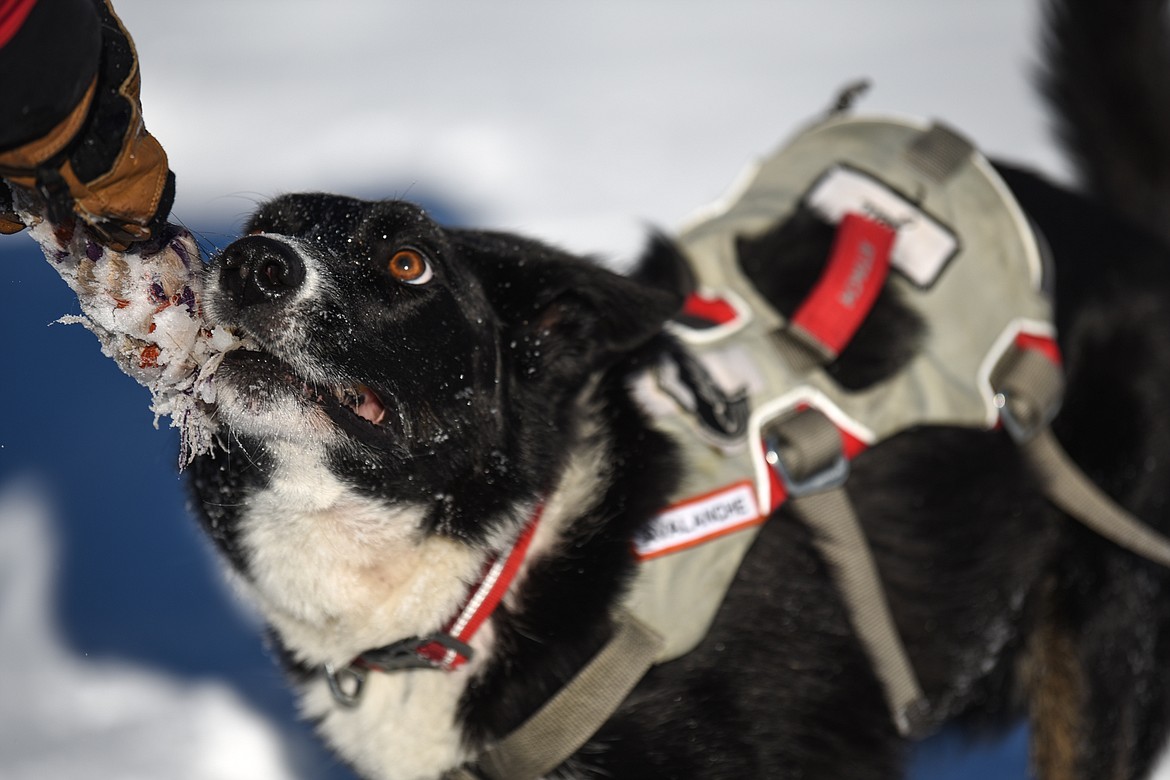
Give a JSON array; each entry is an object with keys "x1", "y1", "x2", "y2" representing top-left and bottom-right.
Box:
[{"x1": 355, "y1": 385, "x2": 386, "y2": 425}]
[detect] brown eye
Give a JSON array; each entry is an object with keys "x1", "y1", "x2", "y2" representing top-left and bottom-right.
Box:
[{"x1": 387, "y1": 248, "x2": 433, "y2": 285}]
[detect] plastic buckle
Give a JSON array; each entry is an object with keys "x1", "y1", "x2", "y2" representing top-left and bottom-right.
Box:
[
  {"x1": 991, "y1": 343, "x2": 1064, "y2": 444},
  {"x1": 994, "y1": 390, "x2": 1056, "y2": 444},
  {"x1": 766, "y1": 443, "x2": 849, "y2": 498},
  {"x1": 762, "y1": 413, "x2": 850, "y2": 499}
]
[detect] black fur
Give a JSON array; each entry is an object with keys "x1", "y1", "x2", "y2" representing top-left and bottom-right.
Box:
[
  {"x1": 1040, "y1": 0, "x2": 1170, "y2": 245},
  {"x1": 181, "y1": 0, "x2": 1170, "y2": 777}
]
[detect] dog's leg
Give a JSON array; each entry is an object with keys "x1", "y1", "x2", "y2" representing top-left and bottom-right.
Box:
[
  {"x1": 1059, "y1": 558, "x2": 1170, "y2": 780},
  {"x1": 1023, "y1": 579, "x2": 1085, "y2": 780}
]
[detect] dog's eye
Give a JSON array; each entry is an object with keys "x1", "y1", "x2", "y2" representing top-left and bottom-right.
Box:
[{"x1": 387, "y1": 249, "x2": 433, "y2": 285}]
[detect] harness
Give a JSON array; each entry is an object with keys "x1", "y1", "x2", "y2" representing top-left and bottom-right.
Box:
[
  {"x1": 336, "y1": 113, "x2": 1170, "y2": 780},
  {"x1": 622, "y1": 114, "x2": 1056, "y2": 736}
]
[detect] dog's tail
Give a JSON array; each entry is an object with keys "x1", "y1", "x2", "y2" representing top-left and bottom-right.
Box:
[{"x1": 1041, "y1": 0, "x2": 1170, "y2": 242}]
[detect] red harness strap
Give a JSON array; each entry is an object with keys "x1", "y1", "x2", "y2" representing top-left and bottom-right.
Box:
[
  {"x1": 679, "y1": 292, "x2": 741, "y2": 328},
  {"x1": 789, "y1": 212, "x2": 895, "y2": 359},
  {"x1": 674, "y1": 212, "x2": 894, "y2": 357},
  {"x1": 1014, "y1": 330, "x2": 1062, "y2": 366}
]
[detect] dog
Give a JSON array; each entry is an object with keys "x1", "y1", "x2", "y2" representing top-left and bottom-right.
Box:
[{"x1": 188, "y1": 0, "x2": 1170, "y2": 777}]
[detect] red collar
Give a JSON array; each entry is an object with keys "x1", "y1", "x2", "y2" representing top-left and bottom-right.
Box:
[
  {"x1": 409, "y1": 504, "x2": 544, "y2": 670},
  {"x1": 351, "y1": 505, "x2": 544, "y2": 675}
]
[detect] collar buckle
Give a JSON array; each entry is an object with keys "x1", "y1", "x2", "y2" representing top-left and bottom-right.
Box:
[
  {"x1": 323, "y1": 662, "x2": 367, "y2": 708},
  {"x1": 320, "y1": 505, "x2": 543, "y2": 709},
  {"x1": 323, "y1": 633, "x2": 477, "y2": 708},
  {"x1": 360, "y1": 632, "x2": 476, "y2": 673}
]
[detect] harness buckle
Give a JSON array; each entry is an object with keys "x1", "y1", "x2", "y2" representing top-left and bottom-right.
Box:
[
  {"x1": 762, "y1": 409, "x2": 850, "y2": 498},
  {"x1": 992, "y1": 344, "x2": 1064, "y2": 444},
  {"x1": 994, "y1": 390, "x2": 1054, "y2": 443}
]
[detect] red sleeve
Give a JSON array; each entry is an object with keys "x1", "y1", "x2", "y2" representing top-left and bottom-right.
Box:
[
  {"x1": 0, "y1": 0, "x2": 38, "y2": 46},
  {"x1": 0, "y1": 0, "x2": 101, "y2": 151}
]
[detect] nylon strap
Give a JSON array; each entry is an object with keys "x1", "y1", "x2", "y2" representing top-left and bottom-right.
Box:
[
  {"x1": 904, "y1": 122, "x2": 975, "y2": 183},
  {"x1": 450, "y1": 610, "x2": 663, "y2": 780},
  {"x1": 771, "y1": 213, "x2": 895, "y2": 373},
  {"x1": 996, "y1": 345, "x2": 1170, "y2": 568},
  {"x1": 1024, "y1": 429, "x2": 1170, "y2": 567},
  {"x1": 771, "y1": 329, "x2": 829, "y2": 375},
  {"x1": 766, "y1": 409, "x2": 930, "y2": 737},
  {"x1": 789, "y1": 487, "x2": 930, "y2": 737}
]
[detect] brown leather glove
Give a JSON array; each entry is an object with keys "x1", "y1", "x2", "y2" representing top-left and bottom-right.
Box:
[{"x1": 0, "y1": 0, "x2": 174, "y2": 249}]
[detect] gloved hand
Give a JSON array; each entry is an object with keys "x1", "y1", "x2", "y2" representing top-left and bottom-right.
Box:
[{"x1": 0, "y1": 0, "x2": 174, "y2": 250}]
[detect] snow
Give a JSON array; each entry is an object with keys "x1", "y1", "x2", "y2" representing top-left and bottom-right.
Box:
[
  {"x1": 0, "y1": 479, "x2": 299, "y2": 780},
  {"x1": 0, "y1": 1, "x2": 1138, "y2": 779}
]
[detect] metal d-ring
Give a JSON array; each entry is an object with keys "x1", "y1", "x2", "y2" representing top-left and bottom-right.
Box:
[{"x1": 324, "y1": 663, "x2": 368, "y2": 708}]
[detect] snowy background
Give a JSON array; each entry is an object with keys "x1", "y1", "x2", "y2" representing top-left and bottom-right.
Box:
[{"x1": 0, "y1": 0, "x2": 1096, "y2": 777}]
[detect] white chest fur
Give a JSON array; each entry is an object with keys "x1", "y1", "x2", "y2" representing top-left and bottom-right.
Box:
[
  {"x1": 299, "y1": 656, "x2": 482, "y2": 780},
  {"x1": 235, "y1": 444, "x2": 482, "y2": 667},
  {"x1": 230, "y1": 423, "x2": 611, "y2": 779},
  {"x1": 231, "y1": 443, "x2": 488, "y2": 778}
]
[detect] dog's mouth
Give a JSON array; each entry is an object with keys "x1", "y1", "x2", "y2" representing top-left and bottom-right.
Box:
[
  {"x1": 332, "y1": 383, "x2": 386, "y2": 426},
  {"x1": 218, "y1": 349, "x2": 393, "y2": 438}
]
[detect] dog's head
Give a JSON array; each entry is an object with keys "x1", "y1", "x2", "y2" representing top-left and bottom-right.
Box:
[{"x1": 201, "y1": 193, "x2": 680, "y2": 543}]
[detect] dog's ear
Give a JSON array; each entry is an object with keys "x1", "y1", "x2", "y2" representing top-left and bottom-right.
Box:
[
  {"x1": 454, "y1": 230, "x2": 681, "y2": 380},
  {"x1": 627, "y1": 231, "x2": 696, "y2": 303},
  {"x1": 521, "y1": 260, "x2": 680, "y2": 357}
]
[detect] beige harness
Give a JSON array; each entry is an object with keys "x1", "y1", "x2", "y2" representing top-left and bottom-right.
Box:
[
  {"x1": 624, "y1": 114, "x2": 1051, "y2": 735},
  {"x1": 452, "y1": 113, "x2": 1170, "y2": 779}
]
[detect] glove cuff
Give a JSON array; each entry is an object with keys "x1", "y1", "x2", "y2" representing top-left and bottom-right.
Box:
[{"x1": 0, "y1": 76, "x2": 97, "y2": 174}]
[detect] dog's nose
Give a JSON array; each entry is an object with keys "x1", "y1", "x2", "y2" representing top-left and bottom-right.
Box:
[{"x1": 215, "y1": 235, "x2": 306, "y2": 307}]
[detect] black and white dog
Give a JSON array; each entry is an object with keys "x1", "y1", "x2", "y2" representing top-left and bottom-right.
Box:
[{"x1": 189, "y1": 0, "x2": 1170, "y2": 777}]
